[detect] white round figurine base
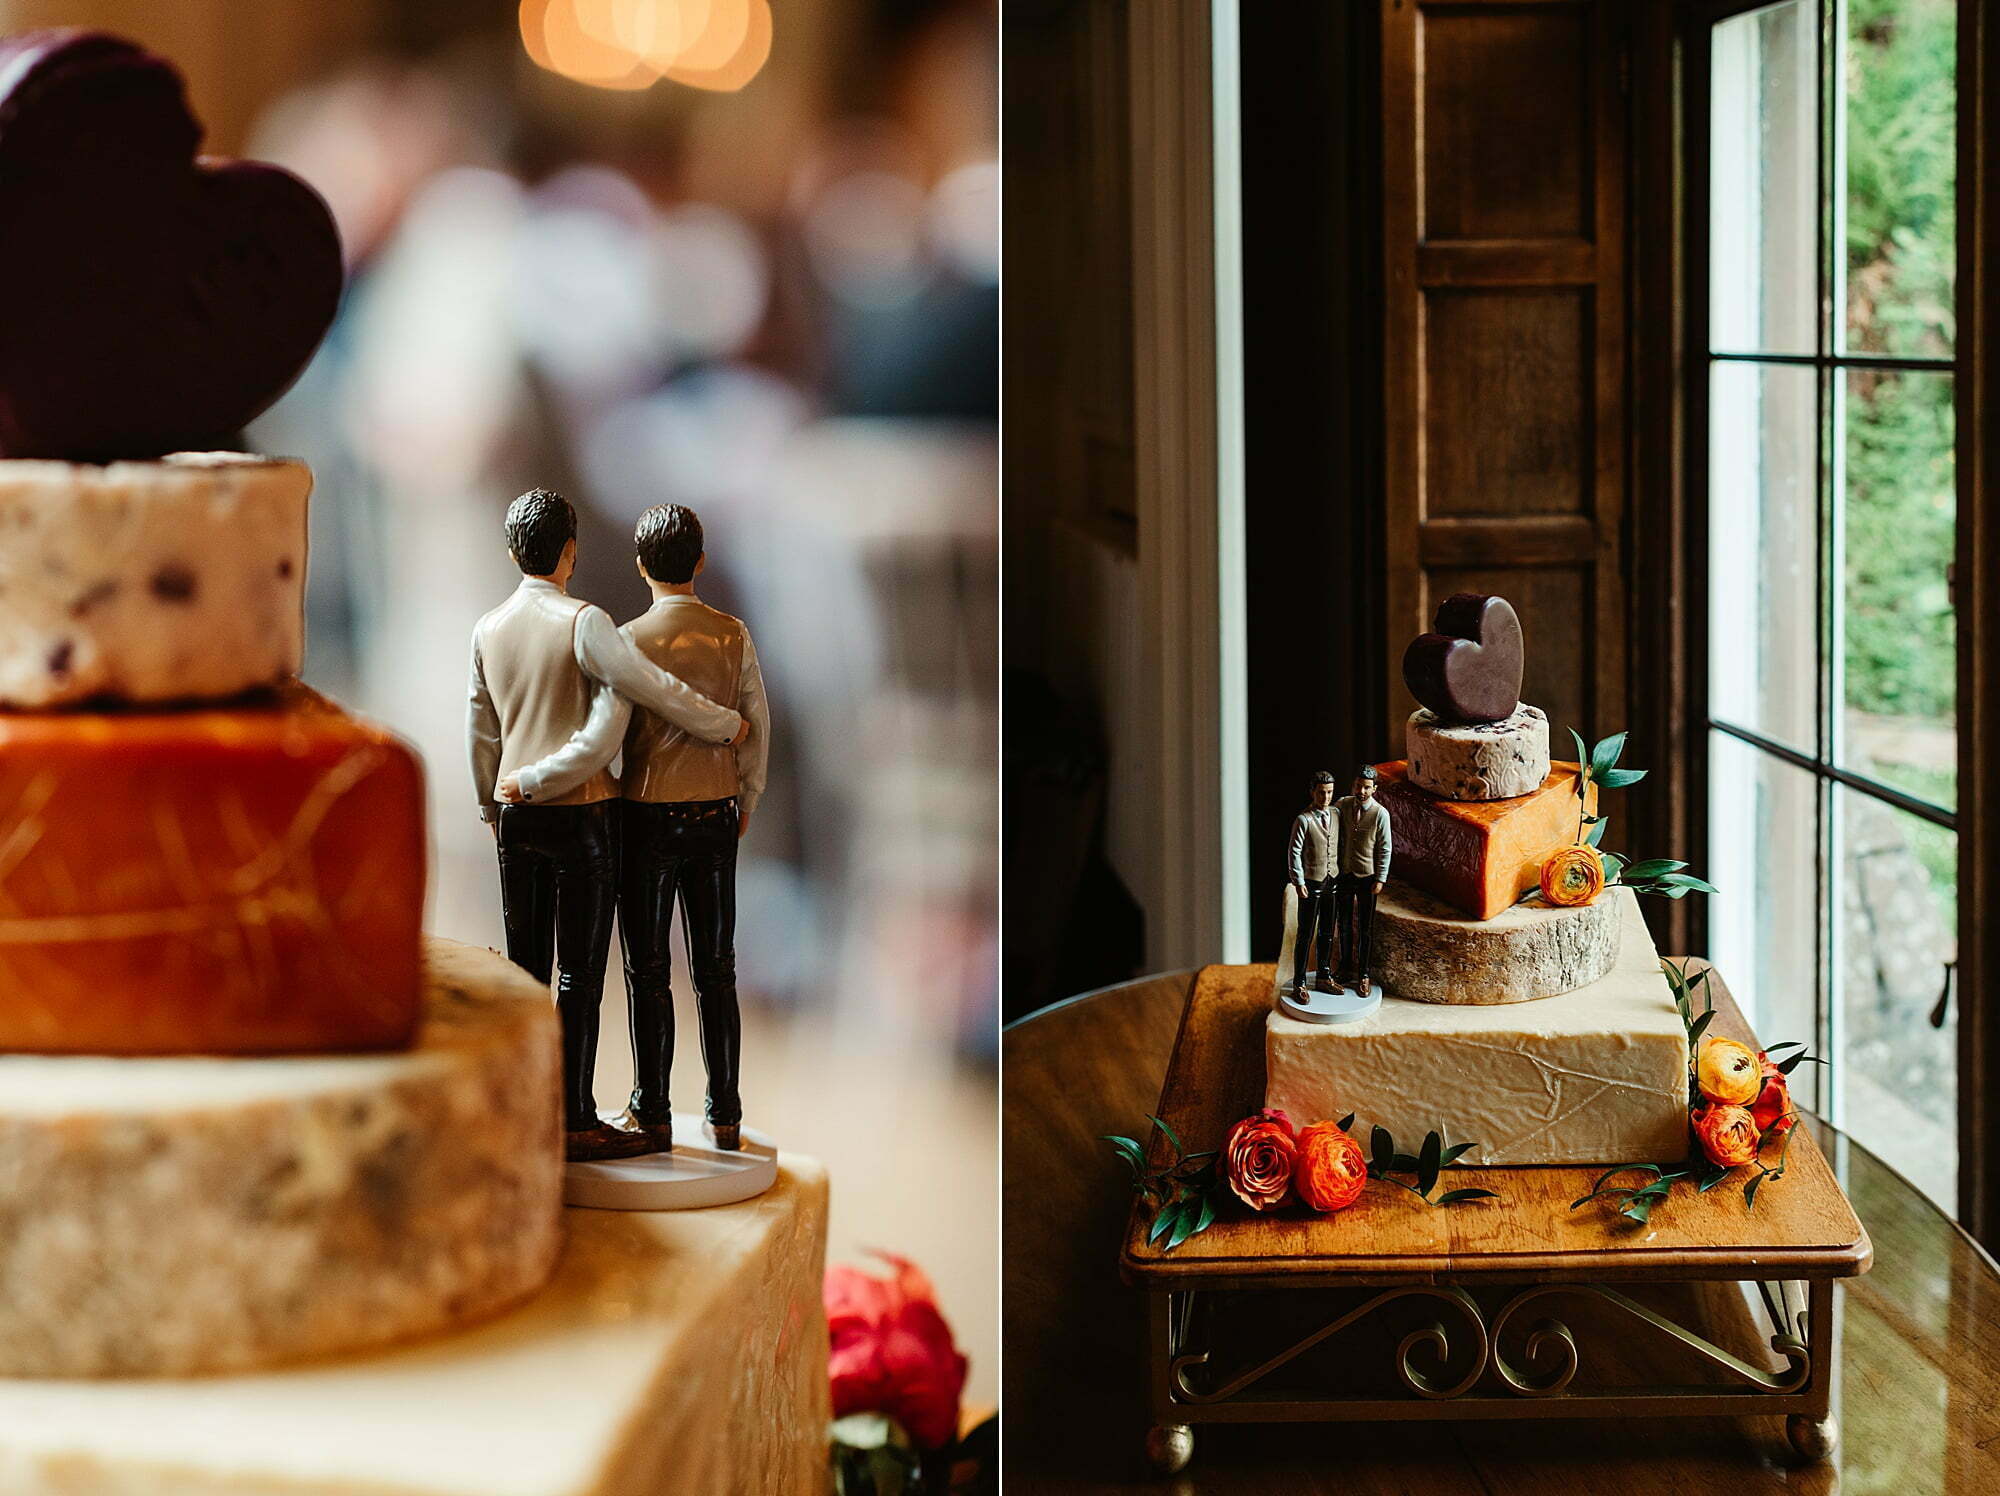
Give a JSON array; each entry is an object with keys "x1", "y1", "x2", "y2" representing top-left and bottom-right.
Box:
[
  {"x1": 564, "y1": 1115, "x2": 777, "y2": 1211},
  {"x1": 1276, "y1": 982, "x2": 1381, "y2": 1025}
]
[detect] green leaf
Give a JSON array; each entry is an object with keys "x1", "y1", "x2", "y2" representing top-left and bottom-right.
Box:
[
  {"x1": 1589, "y1": 1162, "x2": 1661, "y2": 1194},
  {"x1": 1147, "y1": 1204, "x2": 1174, "y2": 1245},
  {"x1": 1744, "y1": 1172, "x2": 1765, "y2": 1209},
  {"x1": 1146, "y1": 1114, "x2": 1185, "y2": 1158},
  {"x1": 1338, "y1": 1112, "x2": 1356, "y2": 1132},
  {"x1": 1659, "y1": 873, "x2": 1719, "y2": 894},
  {"x1": 1568, "y1": 728, "x2": 1591, "y2": 772},
  {"x1": 1597, "y1": 767, "x2": 1649, "y2": 789},
  {"x1": 1103, "y1": 1136, "x2": 1147, "y2": 1176},
  {"x1": 1193, "y1": 1193, "x2": 1217, "y2": 1236},
  {"x1": 1436, "y1": 1188, "x2": 1499, "y2": 1206},
  {"x1": 1166, "y1": 1198, "x2": 1198, "y2": 1250},
  {"x1": 1440, "y1": 1141, "x2": 1478, "y2": 1167},
  {"x1": 1619, "y1": 1196, "x2": 1654, "y2": 1225},
  {"x1": 1689, "y1": 1009, "x2": 1716, "y2": 1043},
  {"x1": 1590, "y1": 731, "x2": 1628, "y2": 776},
  {"x1": 1775, "y1": 1050, "x2": 1827, "y2": 1075},
  {"x1": 1418, "y1": 1130, "x2": 1443, "y2": 1196},
  {"x1": 1391, "y1": 1153, "x2": 1422, "y2": 1173},
  {"x1": 1698, "y1": 1164, "x2": 1731, "y2": 1193},
  {"x1": 1619, "y1": 858, "x2": 1687, "y2": 881},
  {"x1": 1584, "y1": 817, "x2": 1609, "y2": 848},
  {"x1": 1600, "y1": 851, "x2": 1627, "y2": 879},
  {"x1": 1370, "y1": 1126, "x2": 1395, "y2": 1176},
  {"x1": 1763, "y1": 1040, "x2": 1807, "y2": 1055}
]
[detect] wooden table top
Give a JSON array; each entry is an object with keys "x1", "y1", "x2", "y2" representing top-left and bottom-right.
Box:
[
  {"x1": 1005, "y1": 967, "x2": 2000, "y2": 1493},
  {"x1": 1121, "y1": 963, "x2": 1869, "y2": 1289}
]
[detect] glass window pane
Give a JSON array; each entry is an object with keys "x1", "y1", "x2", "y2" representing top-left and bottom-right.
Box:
[
  {"x1": 1842, "y1": 0, "x2": 1956, "y2": 358},
  {"x1": 1711, "y1": 1, "x2": 1818, "y2": 356},
  {"x1": 1838, "y1": 367, "x2": 1955, "y2": 808},
  {"x1": 1834, "y1": 785, "x2": 1955, "y2": 1212},
  {"x1": 1707, "y1": 731, "x2": 1822, "y2": 1109},
  {"x1": 1709, "y1": 361, "x2": 1819, "y2": 753}
]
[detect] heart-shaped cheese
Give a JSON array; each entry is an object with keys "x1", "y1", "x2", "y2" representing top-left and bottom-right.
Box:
[
  {"x1": 0, "y1": 30, "x2": 341, "y2": 460},
  {"x1": 1401, "y1": 593, "x2": 1524, "y2": 723}
]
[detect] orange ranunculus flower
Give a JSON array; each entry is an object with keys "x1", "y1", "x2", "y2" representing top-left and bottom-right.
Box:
[
  {"x1": 1540, "y1": 845, "x2": 1605, "y2": 907},
  {"x1": 1294, "y1": 1121, "x2": 1368, "y2": 1213},
  {"x1": 1695, "y1": 1036, "x2": 1762, "y2": 1106},
  {"x1": 1749, "y1": 1062, "x2": 1797, "y2": 1138},
  {"x1": 1693, "y1": 1103, "x2": 1761, "y2": 1168},
  {"x1": 1223, "y1": 1108, "x2": 1298, "y2": 1211}
]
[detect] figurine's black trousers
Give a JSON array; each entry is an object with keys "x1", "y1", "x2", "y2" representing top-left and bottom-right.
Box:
[
  {"x1": 618, "y1": 797, "x2": 742, "y2": 1130},
  {"x1": 1335, "y1": 873, "x2": 1379, "y2": 981},
  {"x1": 1293, "y1": 876, "x2": 1334, "y2": 989},
  {"x1": 496, "y1": 801, "x2": 617, "y2": 1130}
]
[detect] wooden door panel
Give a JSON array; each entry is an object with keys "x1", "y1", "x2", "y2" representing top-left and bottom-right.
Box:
[
  {"x1": 1420, "y1": 2, "x2": 1593, "y2": 243},
  {"x1": 1384, "y1": 0, "x2": 1628, "y2": 755},
  {"x1": 1424, "y1": 288, "x2": 1593, "y2": 517}
]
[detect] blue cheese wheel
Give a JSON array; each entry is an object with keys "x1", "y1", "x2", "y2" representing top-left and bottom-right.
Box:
[
  {"x1": 0, "y1": 939, "x2": 562, "y2": 1376},
  {"x1": 1405, "y1": 704, "x2": 1550, "y2": 801},
  {"x1": 0, "y1": 453, "x2": 306, "y2": 706}
]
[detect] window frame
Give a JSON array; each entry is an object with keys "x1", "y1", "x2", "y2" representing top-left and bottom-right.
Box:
[{"x1": 1685, "y1": 0, "x2": 1966, "y2": 1208}]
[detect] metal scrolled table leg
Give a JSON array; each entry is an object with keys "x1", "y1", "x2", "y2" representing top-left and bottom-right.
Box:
[{"x1": 1145, "y1": 1422, "x2": 1194, "y2": 1475}]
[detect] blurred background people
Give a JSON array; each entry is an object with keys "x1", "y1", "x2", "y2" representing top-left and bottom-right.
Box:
[{"x1": 0, "y1": 0, "x2": 997, "y2": 1405}]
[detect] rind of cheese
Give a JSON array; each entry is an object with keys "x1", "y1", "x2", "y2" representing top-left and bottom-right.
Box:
[
  {"x1": 0, "y1": 1159, "x2": 831, "y2": 1496},
  {"x1": 1375, "y1": 879, "x2": 1621, "y2": 1004},
  {"x1": 0, "y1": 938, "x2": 563, "y2": 1378},
  {"x1": 1375, "y1": 759, "x2": 1595, "y2": 920},
  {"x1": 0, "y1": 453, "x2": 306, "y2": 707},
  {"x1": 1406, "y1": 704, "x2": 1550, "y2": 801},
  {"x1": 0, "y1": 682, "x2": 424, "y2": 1054},
  {"x1": 1266, "y1": 889, "x2": 1688, "y2": 1166}
]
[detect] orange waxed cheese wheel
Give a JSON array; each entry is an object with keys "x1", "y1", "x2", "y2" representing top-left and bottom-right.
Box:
[
  {"x1": 1374, "y1": 761, "x2": 1597, "y2": 921},
  {"x1": 0, "y1": 682, "x2": 425, "y2": 1055}
]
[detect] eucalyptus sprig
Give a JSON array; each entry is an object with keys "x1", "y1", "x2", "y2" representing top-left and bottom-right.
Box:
[
  {"x1": 1355, "y1": 1116, "x2": 1498, "y2": 1207},
  {"x1": 1565, "y1": 729, "x2": 1718, "y2": 901},
  {"x1": 1102, "y1": 1114, "x2": 1223, "y2": 1252}
]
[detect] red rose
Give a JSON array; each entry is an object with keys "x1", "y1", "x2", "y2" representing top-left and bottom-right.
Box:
[
  {"x1": 1294, "y1": 1121, "x2": 1367, "y2": 1212},
  {"x1": 1692, "y1": 1103, "x2": 1760, "y2": 1168},
  {"x1": 824, "y1": 1252, "x2": 969, "y2": 1449},
  {"x1": 1223, "y1": 1108, "x2": 1298, "y2": 1211},
  {"x1": 1749, "y1": 1062, "x2": 1797, "y2": 1138}
]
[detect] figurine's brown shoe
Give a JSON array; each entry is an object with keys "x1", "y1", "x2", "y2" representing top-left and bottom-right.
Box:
[
  {"x1": 620, "y1": 1110, "x2": 674, "y2": 1153},
  {"x1": 710, "y1": 1122, "x2": 742, "y2": 1152},
  {"x1": 1357, "y1": 976, "x2": 1373, "y2": 997},
  {"x1": 565, "y1": 1120, "x2": 655, "y2": 1162}
]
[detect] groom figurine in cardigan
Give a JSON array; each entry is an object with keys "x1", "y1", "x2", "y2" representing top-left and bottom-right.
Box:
[
  {"x1": 469, "y1": 488, "x2": 748, "y2": 1162},
  {"x1": 493, "y1": 502, "x2": 768, "y2": 1154},
  {"x1": 1333, "y1": 764, "x2": 1393, "y2": 996}
]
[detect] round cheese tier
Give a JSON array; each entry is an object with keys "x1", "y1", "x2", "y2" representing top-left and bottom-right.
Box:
[
  {"x1": 1405, "y1": 704, "x2": 1550, "y2": 801},
  {"x1": 0, "y1": 938, "x2": 562, "y2": 1377},
  {"x1": 0, "y1": 453, "x2": 306, "y2": 707},
  {"x1": 1375, "y1": 878, "x2": 1621, "y2": 1005}
]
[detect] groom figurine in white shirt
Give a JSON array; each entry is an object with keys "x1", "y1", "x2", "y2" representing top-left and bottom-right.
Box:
[
  {"x1": 469, "y1": 487, "x2": 748, "y2": 1162},
  {"x1": 496, "y1": 502, "x2": 769, "y2": 1155}
]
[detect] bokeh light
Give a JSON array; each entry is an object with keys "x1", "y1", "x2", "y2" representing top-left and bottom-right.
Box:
[{"x1": 520, "y1": 0, "x2": 772, "y2": 92}]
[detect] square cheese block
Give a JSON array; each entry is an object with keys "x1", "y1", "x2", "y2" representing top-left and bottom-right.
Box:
[
  {"x1": 0, "y1": 1159, "x2": 833, "y2": 1496},
  {"x1": 0, "y1": 683, "x2": 424, "y2": 1054},
  {"x1": 1266, "y1": 889, "x2": 1690, "y2": 1166},
  {"x1": 1375, "y1": 758, "x2": 1596, "y2": 920}
]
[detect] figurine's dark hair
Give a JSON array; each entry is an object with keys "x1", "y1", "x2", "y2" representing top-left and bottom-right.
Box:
[
  {"x1": 506, "y1": 488, "x2": 576, "y2": 576},
  {"x1": 1357, "y1": 764, "x2": 1379, "y2": 781},
  {"x1": 635, "y1": 504, "x2": 704, "y2": 584},
  {"x1": 1312, "y1": 770, "x2": 1335, "y2": 785}
]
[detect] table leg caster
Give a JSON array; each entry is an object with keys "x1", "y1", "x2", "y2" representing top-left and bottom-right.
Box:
[
  {"x1": 1786, "y1": 1412, "x2": 1839, "y2": 1463},
  {"x1": 1145, "y1": 1423, "x2": 1193, "y2": 1475}
]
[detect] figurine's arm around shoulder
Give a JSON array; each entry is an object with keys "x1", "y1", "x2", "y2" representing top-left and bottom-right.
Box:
[{"x1": 573, "y1": 603, "x2": 743, "y2": 744}]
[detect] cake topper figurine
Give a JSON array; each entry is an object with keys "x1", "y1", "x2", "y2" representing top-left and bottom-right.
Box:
[
  {"x1": 1401, "y1": 593, "x2": 1524, "y2": 723},
  {"x1": 1334, "y1": 764, "x2": 1393, "y2": 997},
  {"x1": 1287, "y1": 771, "x2": 1339, "y2": 999},
  {"x1": 468, "y1": 488, "x2": 746, "y2": 1164}
]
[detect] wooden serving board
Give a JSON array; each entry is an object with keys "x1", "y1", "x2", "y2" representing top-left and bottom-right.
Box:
[{"x1": 1120, "y1": 963, "x2": 1871, "y2": 1290}]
